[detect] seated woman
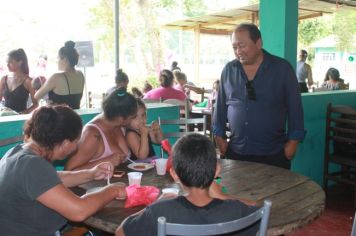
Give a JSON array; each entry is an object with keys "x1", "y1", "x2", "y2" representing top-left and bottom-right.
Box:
[
  {"x1": 143, "y1": 69, "x2": 187, "y2": 101},
  {"x1": 107, "y1": 69, "x2": 129, "y2": 94},
  {"x1": 65, "y1": 88, "x2": 138, "y2": 170},
  {"x1": 35, "y1": 41, "x2": 84, "y2": 109},
  {"x1": 0, "y1": 48, "x2": 38, "y2": 113},
  {"x1": 0, "y1": 105, "x2": 126, "y2": 235},
  {"x1": 126, "y1": 98, "x2": 163, "y2": 160},
  {"x1": 321, "y1": 67, "x2": 345, "y2": 91}
]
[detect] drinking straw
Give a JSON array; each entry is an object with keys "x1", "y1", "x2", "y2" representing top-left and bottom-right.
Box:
[
  {"x1": 158, "y1": 116, "x2": 164, "y2": 158},
  {"x1": 107, "y1": 165, "x2": 111, "y2": 185}
]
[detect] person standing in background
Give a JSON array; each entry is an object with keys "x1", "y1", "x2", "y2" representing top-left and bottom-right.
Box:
[
  {"x1": 296, "y1": 49, "x2": 313, "y2": 93},
  {"x1": 213, "y1": 23, "x2": 305, "y2": 169}
]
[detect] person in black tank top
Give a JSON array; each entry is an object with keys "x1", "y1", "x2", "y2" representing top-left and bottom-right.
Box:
[
  {"x1": 0, "y1": 48, "x2": 38, "y2": 113},
  {"x1": 125, "y1": 98, "x2": 163, "y2": 160},
  {"x1": 34, "y1": 41, "x2": 84, "y2": 109}
]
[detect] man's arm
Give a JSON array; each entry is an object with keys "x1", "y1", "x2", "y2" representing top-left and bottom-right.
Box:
[
  {"x1": 306, "y1": 64, "x2": 313, "y2": 86},
  {"x1": 213, "y1": 68, "x2": 228, "y2": 155},
  {"x1": 285, "y1": 63, "x2": 306, "y2": 159}
]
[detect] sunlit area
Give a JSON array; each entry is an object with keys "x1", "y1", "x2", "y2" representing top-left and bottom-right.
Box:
[{"x1": 1, "y1": 1, "x2": 356, "y2": 235}]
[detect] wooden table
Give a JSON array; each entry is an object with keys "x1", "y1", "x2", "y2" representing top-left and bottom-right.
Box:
[{"x1": 75, "y1": 159, "x2": 325, "y2": 235}]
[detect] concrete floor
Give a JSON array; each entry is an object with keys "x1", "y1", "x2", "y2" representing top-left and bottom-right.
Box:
[{"x1": 287, "y1": 185, "x2": 355, "y2": 236}]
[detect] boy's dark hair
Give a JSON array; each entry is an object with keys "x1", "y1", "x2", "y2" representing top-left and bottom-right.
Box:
[
  {"x1": 102, "y1": 88, "x2": 137, "y2": 121},
  {"x1": 234, "y1": 23, "x2": 261, "y2": 43},
  {"x1": 172, "y1": 133, "x2": 217, "y2": 188}
]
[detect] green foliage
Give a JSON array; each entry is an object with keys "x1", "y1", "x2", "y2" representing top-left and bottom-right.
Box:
[
  {"x1": 333, "y1": 10, "x2": 356, "y2": 51},
  {"x1": 298, "y1": 18, "x2": 330, "y2": 48},
  {"x1": 146, "y1": 76, "x2": 160, "y2": 88}
]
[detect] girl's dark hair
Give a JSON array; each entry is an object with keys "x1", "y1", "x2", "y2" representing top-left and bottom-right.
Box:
[
  {"x1": 102, "y1": 88, "x2": 138, "y2": 121},
  {"x1": 24, "y1": 105, "x2": 82, "y2": 150},
  {"x1": 324, "y1": 68, "x2": 340, "y2": 82},
  {"x1": 8, "y1": 49, "x2": 29, "y2": 75},
  {"x1": 116, "y1": 69, "x2": 129, "y2": 84},
  {"x1": 143, "y1": 81, "x2": 153, "y2": 93},
  {"x1": 136, "y1": 98, "x2": 146, "y2": 110},
  {"x1": 160, "y1": 69, "x2": 174, "y2": 87},
  {"x1": 58, "y1": 41, "x2": 79, "y2": 67}
]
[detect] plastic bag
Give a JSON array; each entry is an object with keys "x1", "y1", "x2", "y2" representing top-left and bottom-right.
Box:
[{"x1": 124, "y1": 185, "x2": 160, "y2": 208}]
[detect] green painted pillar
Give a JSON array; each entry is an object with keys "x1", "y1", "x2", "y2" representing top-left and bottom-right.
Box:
[{"x1": 260, "y1": 0, "x2": 298, "y2": 69}]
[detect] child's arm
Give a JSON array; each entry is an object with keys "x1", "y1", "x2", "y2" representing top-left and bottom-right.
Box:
[
  {"x1": 149, "y1": 121, "x2": 164, "y2": 144},
  {"x1": 126, "y1": 127, "x2": 150, "y2": 160}
]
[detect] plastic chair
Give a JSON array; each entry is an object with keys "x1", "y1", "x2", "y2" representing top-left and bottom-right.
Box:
[
  {"x1": 160, "y1": 116, "x2": 207, "y2": 138},
  {"x1": 157, "y1": 200, "x2": 272, "y2": 236},
  {"x1": 162, "y1": 98, "x2": 190, "y2": 119}
]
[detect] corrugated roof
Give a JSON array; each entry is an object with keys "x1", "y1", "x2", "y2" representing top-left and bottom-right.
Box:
[{"x1": 162, "y1": 0, "x2": 356, "y2": 35}]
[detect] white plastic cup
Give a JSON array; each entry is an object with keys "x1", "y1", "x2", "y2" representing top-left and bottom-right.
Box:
[
  {"x1": 127, "y1": 172, "x2": 142, "y2": 186},
  {"x1": 155, "y1": 159, "x2": 168, "y2": 175}
]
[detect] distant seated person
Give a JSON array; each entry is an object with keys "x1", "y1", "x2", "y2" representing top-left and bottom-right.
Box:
[
  {"x1": 143, "y1": 81, "x2": 153, "y2": 95},
  {"x1": 35, "y1": 41, "x2": 84, "y2": 109},
  {"x1": 321, "y1": 67, "x2": 346, "y2": 91},
  {"x1": 0, "y1": 48, "x2": 38, "y2": 114},
  {"x1": 107, "y1": 69, "x2": 129, "y2": 94},
  {"x1": 126, "y1": 98, "x2": 163, "y2": 160},
  {"x1": 207, "y1": 79, "x2": 220, "y2": 109},
  {"x1": 115, "y1": 133, "x2": 258, "y2": 236},
  {"x1": 170, "y1": 61, "x2": 181, "y2": 72},
  {"x1": 143, "y1": 69, "x2": 187, "y2": 101},
  {"x1": 131, "y1": 87, "x2": 143, "y2": 98},
  {"x1": 173, "y1": 70, "x2": 201, "y2": 97},
  {"x1": 31, "y1": 54, "x2": 48, "y2": 91}
]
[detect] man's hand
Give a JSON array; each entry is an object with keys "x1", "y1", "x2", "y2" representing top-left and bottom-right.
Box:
[
  {"x1": 91, "y1": 162, "x2": 114, "y2": 180},
  {"x1": 284, "y1": 140, "x2": 299, "y2": 160},
  {"x1": 215, "y1": 136, "x2": 228, "y2": 156}
]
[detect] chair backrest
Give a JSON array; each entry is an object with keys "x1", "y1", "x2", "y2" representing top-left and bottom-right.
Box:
[
  {"x1": 325, "y1": 103, "x2": 356, "y2": 156},
  {"x1": 160, "y1": 116, "x2": 207, "y2": 138},
  {"x1": 157, "y1": 200, "x2": 272, "y2": 236},
  {"x1": 142, "y1": 98, "x2": 162, "y2": 103},
  {"x1": 162, "y1": 98, "x2": 190, "y2": 119},
  {"x1": 351, "y1": 211, "x2": 356, "y2": 236}
]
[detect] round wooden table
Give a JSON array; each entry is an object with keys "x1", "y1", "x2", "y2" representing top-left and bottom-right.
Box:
[{"x1": 75, "y1": 159, "x2": 325, "y2": 235}]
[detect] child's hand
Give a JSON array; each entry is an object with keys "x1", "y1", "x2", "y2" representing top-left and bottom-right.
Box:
[
  {"x1": 139, "y1": 124, "x2": 149, "y2": 135},
  {"x1": 150, "y1": 121, "x2": 161, "y2": 134}
]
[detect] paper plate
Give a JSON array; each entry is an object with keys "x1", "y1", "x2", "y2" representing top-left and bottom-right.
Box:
[{"x1": 128, "y1": 163, "x2": 154, "y2": 171}]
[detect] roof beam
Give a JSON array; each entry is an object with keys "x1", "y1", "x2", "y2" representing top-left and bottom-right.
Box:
[{"x1": 298, "y1": 12, "x2": 324, "y2": 20}]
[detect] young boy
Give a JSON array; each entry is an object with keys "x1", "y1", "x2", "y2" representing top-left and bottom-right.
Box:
[{"x1": 116, "y1": 133, "x2": 258, "y2": 236}]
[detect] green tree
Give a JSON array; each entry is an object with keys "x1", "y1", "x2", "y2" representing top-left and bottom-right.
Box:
[
  {"x1": 333, "y1": 9, "x2": 356, "y2": 51},
  {"x1": 298, "y1": 18, "x2": 330, "y2": 48}
]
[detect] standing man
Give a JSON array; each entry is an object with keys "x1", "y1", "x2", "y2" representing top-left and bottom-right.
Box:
[
  {"x1": 213, "y1": 23, "x2": 305, "y2": 169},
  {"x1": 296, "y1": 49, "x2": 313, "y2": 93}
]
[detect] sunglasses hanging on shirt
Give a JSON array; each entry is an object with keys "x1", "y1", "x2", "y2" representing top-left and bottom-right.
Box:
[{"x1": 246, "y1": 80, "x2": 256, "y2": 101}]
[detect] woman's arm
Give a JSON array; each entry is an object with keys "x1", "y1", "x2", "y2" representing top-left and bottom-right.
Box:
[
  {"x1": 37, "y1": 182, "x2": 126, "y2": 222},
  {"x1": 23, "y1": 77, "x2": 38, "y2": 114},
  {"x1": 0, "y1": 76, "x2": 5, "y2": 101},
  {"x1": 126, "y1": 128, "x2": 150, "y2": 160},
  {"x1": 34, "y1": 73, "x2": 57, "y2": 100}
]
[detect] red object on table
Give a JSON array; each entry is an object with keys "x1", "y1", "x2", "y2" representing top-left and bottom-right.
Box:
[{"x1": 124, "y1": 185, "x2": 160, "y2": 208}]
